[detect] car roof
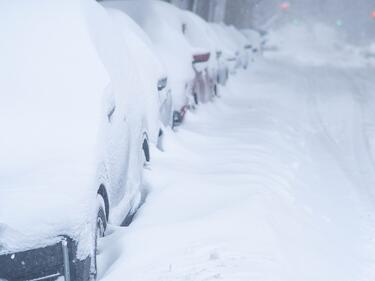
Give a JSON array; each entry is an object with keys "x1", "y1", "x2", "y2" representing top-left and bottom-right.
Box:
[
  {"x1": 182, "y1": 10, "x2": 217, "y2": 52},
  {"x1": 104, "y1": 0, "x2": 195, "y2": 108},
  {"x1": 0, "y1": 0, "x2": 142, "y2": 253},
  {"x1": 0, "y1": 0, "x2": 108, "y2": 172},
  {"x1": 103, "y1": 6, "x2": 166, "y2": 142},
  {"x1": 210, "y1": 23, "x2": 238, "y2": 57}
]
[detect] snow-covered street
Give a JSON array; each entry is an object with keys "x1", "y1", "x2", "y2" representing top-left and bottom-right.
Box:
[
  {"x1": 2, "y1": 2, "x2": 375, "y2": 280},
  {"x1": 98, "y1": 48, "x2": 375, "y2": 281}
]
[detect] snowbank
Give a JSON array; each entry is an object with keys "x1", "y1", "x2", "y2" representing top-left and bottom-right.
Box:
[
  {"x1": 97, "y1": 60, "x2": 375, "y2": 281},
  {"x1": 96, "y1": 24, "x2": 375, "y2": 280}
]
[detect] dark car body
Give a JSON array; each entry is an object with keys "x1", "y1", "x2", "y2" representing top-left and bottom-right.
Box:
[{"x1": 0, "y1": 237, "x2": 90, "y2": 281}]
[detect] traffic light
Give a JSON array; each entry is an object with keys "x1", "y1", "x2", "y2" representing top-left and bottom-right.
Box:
[{"x1": 280, "y1": 2, "x2": 290, "y2": 11}]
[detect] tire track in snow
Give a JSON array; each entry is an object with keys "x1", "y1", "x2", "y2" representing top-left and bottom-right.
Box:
[{"x1": 304, "y1": 66, "x2": 375, "y2": 280}]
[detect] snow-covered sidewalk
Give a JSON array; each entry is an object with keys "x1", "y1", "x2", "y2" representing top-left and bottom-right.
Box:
[{"x1": 99, "y1": 57, "x2": 375, "y2": 281}]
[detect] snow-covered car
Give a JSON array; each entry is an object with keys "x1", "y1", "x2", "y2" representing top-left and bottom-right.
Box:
[
  {"x1": 201, "y1": 24, "x2": 230, "y2": 86},
  {"x1": 0, "y1": 1, "x2": 153, "y2": 280},
  {"x1": 191, "y1": 52, "x2": 213, "y2": 104},
  {"x1": 158, "y1": 2, "x2": 219, "y2": 108},
  {"x1": 181, "y1": 10, "x2": 221, "y2": 100},
  {"x1": 242, "y1": 28, "x2": 263, "y2": 60},
  {"x1": 222, "y1": 25, "x2": 250, "y2": 69},
  {"x1": 104, "y1": 0, "x2": 195, "y2": 127},
  {"x1": 205, "y1": 28, "x2": 230, "y2": 86},
  {"x1": 215, "y1": 50, "x2": 230, "y2": 86},
  {"x1": 210, "y1": 23, "x2": 239, "y2": 74},
  {"x1": 101, "y1": 5, "x2": 173, "y2": 147}
]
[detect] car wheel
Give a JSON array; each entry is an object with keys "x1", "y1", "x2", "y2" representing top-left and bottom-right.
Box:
[{"x1": 90, "y1": 196, "x2": 107, "y2": 280}]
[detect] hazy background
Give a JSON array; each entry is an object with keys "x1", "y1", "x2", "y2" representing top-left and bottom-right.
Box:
[{"x1": 163, "y1": 0, "x2": 375, "y2": 44}]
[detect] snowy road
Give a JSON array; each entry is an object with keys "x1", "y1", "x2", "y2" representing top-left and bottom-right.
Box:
[{"x1": 99, "y1": 55, "x2": 375, "y2": 281}]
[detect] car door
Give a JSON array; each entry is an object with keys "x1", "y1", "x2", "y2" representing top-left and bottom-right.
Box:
[{"x1": 102, "y1": 83, "x2": 133, "y2": 222}]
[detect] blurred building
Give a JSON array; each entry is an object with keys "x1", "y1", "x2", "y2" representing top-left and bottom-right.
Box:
[
  {"x1": 163, "y1": 0, "x2": 227, "y2": 22},
  {"x1": 164, "y1": 0, "x2": 261, "y2": 28},
  {"x1": 225, "y1": 0, "x2": 256, "y2": 28},
  {"x1": 105, "y1": 0, "x2": 375, "y2": 42},
  {"x1": 165, "y1": 0, "x2": 195, "y2": 10}
]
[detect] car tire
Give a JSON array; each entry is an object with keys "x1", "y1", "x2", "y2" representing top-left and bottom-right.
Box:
[{"x1": 90, "y1": 196, "x2": 107, "y2": 280}]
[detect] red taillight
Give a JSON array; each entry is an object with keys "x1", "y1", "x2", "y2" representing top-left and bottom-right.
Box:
[{"x1": 193, "y1": 52, "x2": 210, "y2": 63}]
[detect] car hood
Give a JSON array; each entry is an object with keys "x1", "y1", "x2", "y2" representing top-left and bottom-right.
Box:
[
  {"x1": 0, "y1": 223, "x2": 62, "y2": 256},
  {"x1": 0, "y1": 165, "x2": 97, "y2": 258}
]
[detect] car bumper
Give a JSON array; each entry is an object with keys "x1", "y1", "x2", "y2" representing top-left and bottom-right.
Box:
[{"x1": 0, "y1": 236, "x2": 91, "y2": 281}]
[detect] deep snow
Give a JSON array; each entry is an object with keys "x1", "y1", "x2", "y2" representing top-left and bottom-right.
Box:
[{"x1": 97, "y1": 25, "x2": 375, "y2": 281}]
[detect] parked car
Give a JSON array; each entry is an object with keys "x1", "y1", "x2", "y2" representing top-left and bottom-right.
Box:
[
  {"x1": 242, "y1": 28, "x2": 263, "y2": 60},
  {"x1": 215, "y1": 50, "x2": 230, "y2": 86},
  {"x1": 225, "y1": 25, "x2": 251, "y2": 69},
  {"x1": 102, "y1": 5, "x2": 173, "y2": 148},
  {"x1": 210, "y1": 23, "x2": 239, "y2": 74},
  {"x1": 104, "y1": 0, "x2": 196, "y2": 127},
  {"x1": 0, "y1": 0, "x2": 152, "y2": 280},
  {"x1": 181, "y1": 10, "x2": 221, "y2": 100},
  {"x1": 201, "y1": 25, "x2": 230, "y2": 86},
  {"x1": 191, "y1": 51, "x2": 212, "y2": 104}
]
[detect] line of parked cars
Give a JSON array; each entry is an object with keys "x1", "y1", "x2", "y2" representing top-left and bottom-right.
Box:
[{"x1": 0, "y1": 1, "x2": 263, "y2": 280}]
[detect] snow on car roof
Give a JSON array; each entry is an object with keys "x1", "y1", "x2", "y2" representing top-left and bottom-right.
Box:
[
  {"x1": 102, "y1": 6, "x2": 164, "y2": 143},
  {"x1": 209, "y1": 23, "x2": 238, "y2": 58},
  {"x1": 152, "y1": 2, "x2": 211, "y2": 58},
  {"x1": 104, "y1": 0, "x2": 195, "y2": 110},
  {"x1": 0, "y1": 0, "x2": 108, "y2": 171},
  {"x1": 0, "y1": 0, "x2": 141, "y2": 257},
  {"x1": 181, "y1": 10, "x2": 222, "y2": 71},
  {"x1": 182, "y1": 10, "x2": 217, "y2": 53}
]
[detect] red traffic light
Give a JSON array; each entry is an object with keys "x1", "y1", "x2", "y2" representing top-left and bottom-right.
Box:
[
  {"x1": 372, "y1": 10, "x2": 375, "y2": 18},
  {"x1": 280, "y1": 2, "x2": 290, "y2": 11}
]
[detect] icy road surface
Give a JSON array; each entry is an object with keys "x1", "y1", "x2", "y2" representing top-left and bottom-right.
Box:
[{"x1": 99, "y1": 54, "x2": 375, "y2": 280}]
